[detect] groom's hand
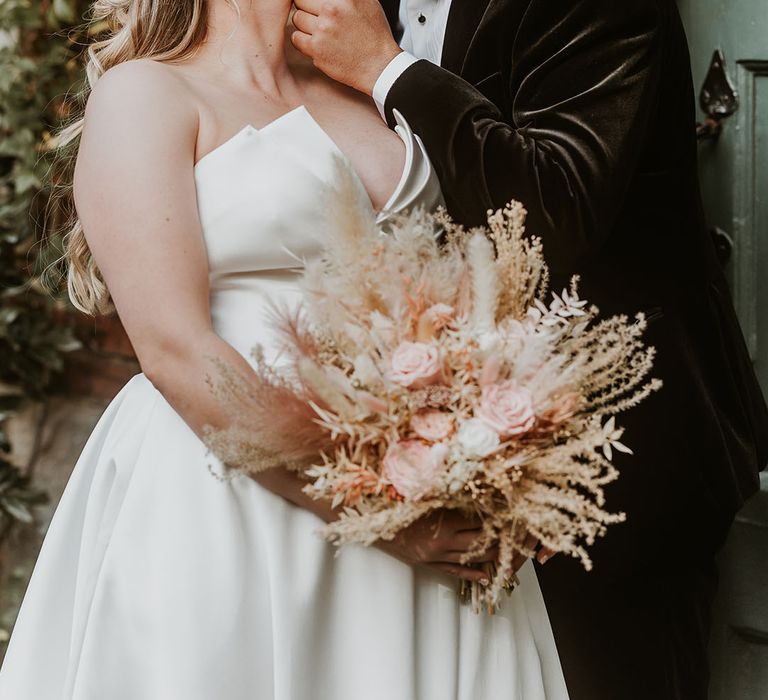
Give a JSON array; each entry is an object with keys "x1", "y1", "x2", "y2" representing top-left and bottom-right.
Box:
[{"x1": 291, "y1": 0, "x2": 402, "y2": 95}]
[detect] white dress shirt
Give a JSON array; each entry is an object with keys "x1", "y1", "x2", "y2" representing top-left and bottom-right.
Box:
[{"x1": 372, "y1": 0, "x2": 453, "y2": 117}]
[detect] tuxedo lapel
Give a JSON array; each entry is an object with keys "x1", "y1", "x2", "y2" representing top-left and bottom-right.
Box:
[{"x1": 440, "y1": 0, "x2": 494, "y2": 75}]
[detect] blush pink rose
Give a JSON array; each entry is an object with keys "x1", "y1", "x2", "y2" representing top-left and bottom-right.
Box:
[
  {"x1": 387, "y1": 341, "x2": 443, "y2": 388},
  {"x1": 476, "y1": 380, "x2": 536, "y2": 438},
  {"x1": 410, "y1": 409, "x2": 455, "y2": 442},
  {"x1": 382, "y1": 439, "x2": 449, "y2": 499}
]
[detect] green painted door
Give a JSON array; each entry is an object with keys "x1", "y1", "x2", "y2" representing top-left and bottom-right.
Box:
[{"x1": 677, "y1": 2, "x2": 768, "y2": 697}]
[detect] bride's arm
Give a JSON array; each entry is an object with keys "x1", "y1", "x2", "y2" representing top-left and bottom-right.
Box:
[
  {"x1": 74, "y1": 61, "x2": 492, "y2": 583},
  {"x1": 74, "y1": 61, "x2": 335, "y2": 522}
]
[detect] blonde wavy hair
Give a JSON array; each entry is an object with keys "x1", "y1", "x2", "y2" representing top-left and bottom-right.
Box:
[{"x1": 59, "y1": 0, "x2": 210, "y2": 314}]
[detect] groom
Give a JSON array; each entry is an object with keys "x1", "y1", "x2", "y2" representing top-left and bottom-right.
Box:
[{"x1": 291, "y1": 0, "x2": 768, "y2": 697}]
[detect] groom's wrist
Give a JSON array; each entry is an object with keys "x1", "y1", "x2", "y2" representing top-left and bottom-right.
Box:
[{"x1": 372, "y1": 51, "x2": 419, "y2": 119}]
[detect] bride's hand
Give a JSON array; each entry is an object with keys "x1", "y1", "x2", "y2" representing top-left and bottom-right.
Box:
[{"x1": 375, "y1": 510, "x2": 497, "y2": 585}]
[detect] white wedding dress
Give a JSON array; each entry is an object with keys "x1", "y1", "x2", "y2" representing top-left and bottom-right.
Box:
[{"x1": 0, "y1": 106, "x2": 569, "y2": 700}]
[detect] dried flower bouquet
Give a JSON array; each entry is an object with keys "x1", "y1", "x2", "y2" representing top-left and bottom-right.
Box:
[{"x1": 205, "y1": 166, "x2": 661, "y2": 612}]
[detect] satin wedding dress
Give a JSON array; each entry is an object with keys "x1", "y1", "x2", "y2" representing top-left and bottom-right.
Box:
[{"x1": 0, "y1": 106, "x2": 569, "y2": 700}]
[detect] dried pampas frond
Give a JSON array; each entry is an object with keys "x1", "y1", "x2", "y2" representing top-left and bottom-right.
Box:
[
  {"x1": 467, "y1": 233, "x2": 499, "y2": 333},
  {"x1": 204, "y1": 355, "x2": 331, "y2": 473},
  {"x1": 321, "y1": 156, "x2": 379, "y2": 269}
]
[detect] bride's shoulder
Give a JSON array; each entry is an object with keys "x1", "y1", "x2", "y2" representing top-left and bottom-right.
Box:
[
  {"x1": 80, "y1": 59, "x2": 197, "y2": 157},
  {"x1": 86, "y1": 59, "x2": 193, "y2": 118},
  {"x1": 77, "y1": 59, "x2": 198, "y2": 184}
]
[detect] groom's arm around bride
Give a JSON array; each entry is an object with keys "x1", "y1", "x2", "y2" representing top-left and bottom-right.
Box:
[{"x1": 291, "y1": 0, "x2": 768, "y2": 697}]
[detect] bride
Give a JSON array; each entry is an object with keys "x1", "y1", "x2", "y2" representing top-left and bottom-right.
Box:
[{"x1": 0, "y1": 0, "x2": 568, "y2": 698}]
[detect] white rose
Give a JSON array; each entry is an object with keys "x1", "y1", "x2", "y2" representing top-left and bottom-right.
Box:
[{"x1": 457, "y1": 418, "x2": 501, "y2": 458}]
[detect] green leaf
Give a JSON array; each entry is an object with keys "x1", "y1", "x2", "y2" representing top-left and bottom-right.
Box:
[
  {"x1": 0, "y1": 0, "x2": 89, "y2": 521},
  {"x1": 0, "y1": 498, "x2": 35, "y2": 524},
  {"x1": 12, "y1": 170, "x2": 41, "y2": 194},
  {"x1": 52, "y1": 0, "x2": 77, "y2": 24}
]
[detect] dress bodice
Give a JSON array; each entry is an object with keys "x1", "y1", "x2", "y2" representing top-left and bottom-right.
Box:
[{"x1": 193, "y1": 105, "x2": 444, "y2": 360}]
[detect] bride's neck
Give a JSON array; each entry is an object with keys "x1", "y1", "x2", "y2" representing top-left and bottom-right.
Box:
[{"x1": 193, "y1": 0, "x2": 296, "y2": 94}]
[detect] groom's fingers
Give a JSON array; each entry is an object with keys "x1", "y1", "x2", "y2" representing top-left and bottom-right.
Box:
[
  {"x1": 292, "y1": 0, "x2": 323, "y2": 16},
  {"x1": 292, "y1": 9, "x2": 318, "y2": 35},
  {"x1": 290, "y1": 30, "x2": 313, "y2": 57},
  {"x1": 289, "y1": 0, "x2": 400, "y2": 93}
]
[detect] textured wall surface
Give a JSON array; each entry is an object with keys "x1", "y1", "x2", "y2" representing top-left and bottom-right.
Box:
[{"x1": 0, "y1": 396, "x2": 108, "y2": 661}]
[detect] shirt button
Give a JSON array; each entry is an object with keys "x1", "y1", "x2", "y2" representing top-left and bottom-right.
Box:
[{"x1": 418, "y1": 12, "x2": 426, "y2": 23}]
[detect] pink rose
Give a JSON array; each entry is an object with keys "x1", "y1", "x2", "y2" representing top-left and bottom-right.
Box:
[
  {"x1": 387, "y1": 341, "x2": 443, "y2": 388},
  {"x1": 382, "y1": 439, "x2": 449, "y2": 499},
  {"x1": 410, "y1": 409, "x2": 455, "y2": 442},
  {"x1": 476, "y1": 380, "x2": 536, "y2": 438}
]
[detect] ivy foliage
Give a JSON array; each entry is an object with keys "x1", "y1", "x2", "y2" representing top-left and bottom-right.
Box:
[{"x1": 0, "y1": 0, "x2": 90, "y2": 527}]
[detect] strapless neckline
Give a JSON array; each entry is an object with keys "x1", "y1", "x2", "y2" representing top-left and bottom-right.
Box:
[
  {"x1": 190, "y1": 102, "x2": 444, "y2": 299},
  {"x1": 194, "y1": 105, "x2": 308, "y2": 171},
  {"x1": 193, "y1": 104, "x2": 441, "y2": 222},
  {"x1": 194, "y1": 105, "x2": 379, "y2": 213}
]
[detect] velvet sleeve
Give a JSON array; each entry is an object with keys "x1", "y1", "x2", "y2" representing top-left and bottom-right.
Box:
[{"x1": 383, "y1": 0, "x2": 663, "y2": 269}]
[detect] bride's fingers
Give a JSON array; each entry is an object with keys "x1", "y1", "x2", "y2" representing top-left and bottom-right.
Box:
[
  {"x1": 537, "y1": 547, "x2": 555, "y2": 564},
  {"x1": 510, "y1": 552, "x2": 526, "y2": 575},
  {"x1": 429, "y1": 563, "x2": 490, "y2": 584},
  {"x1": 523, "y1": 533, "x2": 538, "y2": 555},
  {"x1": 510, "y1": 534, "x2": 538, "y2": 574},
  {"x1": 463, "y1": 546, "x2": 499, "y2": 564},
  {"x1": 504, "y1": 534, "x2": 535, "y2": 576},
  {"x1": 435, "y1": 548, "x2": 493, "y2": 564},
  {"x1": 445, "y1": 529, "x2": 485, "y2": 553},
  {"x1": 437, "y1": 509, "x2": 482, "y2": 533}
]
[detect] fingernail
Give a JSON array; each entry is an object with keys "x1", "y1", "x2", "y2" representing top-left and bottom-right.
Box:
[{"x1": 537, "y1": 551, "x2": 551, "y2": 564}]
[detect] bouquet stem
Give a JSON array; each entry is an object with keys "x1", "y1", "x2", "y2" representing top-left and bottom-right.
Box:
[{"x1": 458, "y1": 563, "x2": 519, "y2": 614}]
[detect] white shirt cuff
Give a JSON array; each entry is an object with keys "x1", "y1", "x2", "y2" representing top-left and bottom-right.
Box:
[{"x1": 372, "y1": 52, "x2": 420, "y2": 120}]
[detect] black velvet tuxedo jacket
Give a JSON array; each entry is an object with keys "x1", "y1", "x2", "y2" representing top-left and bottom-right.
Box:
[{"x1": 379, "y1": 0, "x2": 768, "y2": 572}]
